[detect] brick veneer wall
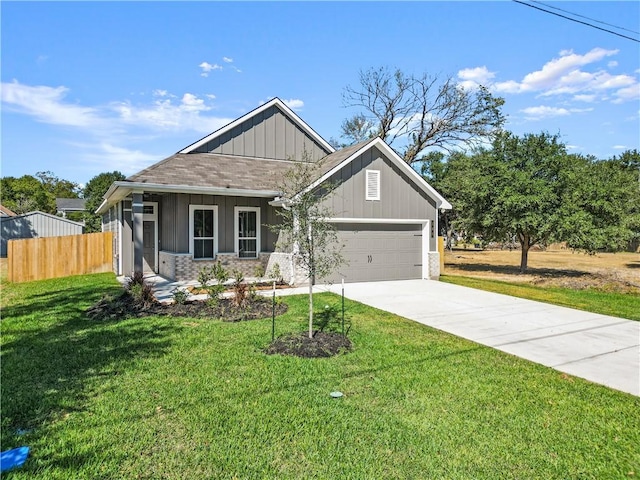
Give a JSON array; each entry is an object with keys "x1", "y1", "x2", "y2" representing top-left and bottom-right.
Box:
[{"x1": 159, "y1": 251, "x2": 271, "y2": 281}]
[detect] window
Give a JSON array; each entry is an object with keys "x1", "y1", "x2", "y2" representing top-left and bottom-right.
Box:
[
  {"x1": 366, "y1": 169, "x2": 380, "y2": 201},
  {"x1": 189, "y1": 205, "x2": 218, "y2": 259},
  {"x1": 235, "y1": 207, "x2": 260, "y2": 258},
  {"x1": 143, "y1": 204, "x2": 155, "y2": 215}
]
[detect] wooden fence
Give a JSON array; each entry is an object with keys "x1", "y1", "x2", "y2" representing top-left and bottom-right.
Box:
[{"x1": 7, "y1": 232, "x2": 113, "y2": 283}]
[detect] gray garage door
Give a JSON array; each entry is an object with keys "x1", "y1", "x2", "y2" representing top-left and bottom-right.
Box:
[{"x1": 321, "y1": 223, "x2": 422, "y2": 284}]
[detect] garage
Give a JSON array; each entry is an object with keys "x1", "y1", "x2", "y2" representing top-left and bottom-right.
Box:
[{"x1": 321, "y1": 223, "x2": 424, "y2": 283}]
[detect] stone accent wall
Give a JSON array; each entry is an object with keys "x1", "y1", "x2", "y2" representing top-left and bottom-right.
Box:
[
  {"x1": 264, "y1": 252, "x2": 294, "y2": 284},
  {"x1": 427, "y1": 251, "x2": 440, "y2": 279},
  {"x1": 159, "y1": 251, "x2": 271, "y2": 281}
]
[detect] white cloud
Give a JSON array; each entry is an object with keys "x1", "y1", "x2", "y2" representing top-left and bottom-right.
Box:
[
  {"x1": 612, "y1": 83, "x2": 640, "y2": 104},
  {"x1": 470, "y1": 48, "x2": 640, "y2": 106},
  {"x1": 511, "y1": 48, "x2": 618, "y2": 93},
  {"x1": 205, "y1": 94, "x2": 216, "y2": 100},
  {"x1": 457, "y1": 66, "x2": 495, "y2": 90},
  {"x1": 153, "y1": 89, "x2": 169, "y2": 97},
  {"x1": 612, "y1": 145, "x2": 627, "y2": 150},
  {"x1": 520, "y1": 105, "x2": 593, "y2": 120},
  {"x1": 223, "y1": 57, "x2": 233, "y2": 63},
  {"x1": 573, "y1": 94, "x2": 596, "y2": 102},
  {"x1": 282, "y1": 98, "x2": 304, "y2": 110},
  {"x1": 199, "y1": 61, "x2": 223, "y2": 77},
  {"x1": 75, "y1": 142, "x2": 161, "y2": 174},
  {"x1": 112, "y1": 93, "x2": 229, "y2": 133},
  {"x1": 1, "y1": 80, "x2": 102, "y2": 128}
]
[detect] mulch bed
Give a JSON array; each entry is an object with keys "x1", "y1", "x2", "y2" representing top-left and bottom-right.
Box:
[
  {"x1": 86, "y1": 291, "x2": 287, "y2": 322},
  {"x1": 265, "y1": 331, "x2": 352, "y2": 358}
]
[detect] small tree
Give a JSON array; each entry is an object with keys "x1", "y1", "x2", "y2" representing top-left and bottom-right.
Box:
[{"x1": 270, "y1": 155, "x2": 344, "y2": 339}]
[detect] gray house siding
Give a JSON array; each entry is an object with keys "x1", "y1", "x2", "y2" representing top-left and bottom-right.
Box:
[
  {"x1": 1, "y1": 212, "x2": 84, "y2": 257},
  {"x1": 321, "y1": 146, "x2": 438, "y2": 251},
  {"x1": 158, "y1": 193, "x2": 281, "y2": 254},
  {"x1": 192, "y1": 106, "x2": 329, "y2": 161}
]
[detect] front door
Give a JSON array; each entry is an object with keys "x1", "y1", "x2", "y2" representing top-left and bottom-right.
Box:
[
  {"x1": 143, "y1": 220, "x2": 155, "y2": 272},
  {"x1": 142, "y1": 202, "x2": 158, "y2": 273}
]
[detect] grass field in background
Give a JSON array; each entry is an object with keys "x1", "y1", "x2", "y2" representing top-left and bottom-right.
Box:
[
  {"x1": 1, "y1": 273, "x2": 638, "y2": 478},
  {"x1": 440, "y1": 275, "x2": 640, "y2": 321}
]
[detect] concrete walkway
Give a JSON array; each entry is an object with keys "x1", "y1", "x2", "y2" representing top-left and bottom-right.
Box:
[
  {"x1": 145, "y1": 274, "x2": 639, "y2": 396},
  {"x1": 322, "y1": 280, "x2": 639, "y2": 397}
]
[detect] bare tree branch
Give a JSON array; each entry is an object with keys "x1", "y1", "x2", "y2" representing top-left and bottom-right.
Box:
[{"x1": 342, "y1": 67, "x2": 506, "y2": 164}]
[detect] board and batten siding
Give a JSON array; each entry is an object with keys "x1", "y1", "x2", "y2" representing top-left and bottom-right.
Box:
[
  {"x1": 321, "y1": 146, "x2": 439, "y2": 251},
  {"x1": 192, "y1": 105, "x2": 329, "y2": 161},
  {"x1": 1, "y1": 211, "x2": 84, "y2": 257},
  {"x1": 159, "y1": 193, "x2": 281, "y2": 254}
]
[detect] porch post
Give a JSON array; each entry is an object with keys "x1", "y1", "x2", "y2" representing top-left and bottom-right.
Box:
[{"x1": 132, "y1": 192, "x2": 144, "y2": 274}]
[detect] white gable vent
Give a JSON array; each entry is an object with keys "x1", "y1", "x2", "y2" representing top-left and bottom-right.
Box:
[{"x1": 366, "y1": 169, "x2": 381, "y2": 201}]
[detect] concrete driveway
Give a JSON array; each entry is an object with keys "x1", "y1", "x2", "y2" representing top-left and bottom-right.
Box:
[{"x1": 322, "y1": 280, "x2": 639, "y2": 396}]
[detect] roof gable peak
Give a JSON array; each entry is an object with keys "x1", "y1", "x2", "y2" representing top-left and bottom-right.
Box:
[{"x1": 179, "y1": 97, "x2": 335, "y2": 155}]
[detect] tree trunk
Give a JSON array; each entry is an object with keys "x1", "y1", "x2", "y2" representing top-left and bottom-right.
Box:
[
  {"x1": 519, "y1": 233, "x2": 530, "y2": 273},
  {"x1": 308, "y1": 280, "x2": 313, "y2": 339},
  {"x1": 308, "y1": 222, "x2": 314, "y2": 339}
]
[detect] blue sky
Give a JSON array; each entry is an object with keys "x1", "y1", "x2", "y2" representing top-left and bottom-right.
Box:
[{"x1": 2, "y1": 1, "x2": 639, "y2": 186}]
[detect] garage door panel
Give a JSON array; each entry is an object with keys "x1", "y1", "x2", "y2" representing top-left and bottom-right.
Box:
[{"x1": 321, "y1": 223, "x2": 423, "y2": 283}]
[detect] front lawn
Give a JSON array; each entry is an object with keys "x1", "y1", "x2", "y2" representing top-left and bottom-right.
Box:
[{"x1": 1, "y1": 274, "x2": 639, "y2": 478}]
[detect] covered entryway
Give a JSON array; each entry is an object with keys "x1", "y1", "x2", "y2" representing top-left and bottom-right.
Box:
[{"x1": 321, "y1": 223, "x2": 424, "y2": 283}]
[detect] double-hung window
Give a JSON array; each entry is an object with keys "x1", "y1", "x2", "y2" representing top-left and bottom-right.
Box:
[
  {"x1": 189, "y1": 205, "x2": 217, "y2": 259},
  {"x1": 235, "y1": 207, "x2": 260, "y2": 258}
]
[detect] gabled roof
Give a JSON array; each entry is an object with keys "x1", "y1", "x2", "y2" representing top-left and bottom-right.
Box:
[
  {"x1": 179, "y1": 98, "x2": 335, "y2": 155},
  {"x1": 98, "y1": 138, "x2": 451, "y2": 214},
  {"x1": 304, "y1": 137, "x2": 452, "y2": 210}
]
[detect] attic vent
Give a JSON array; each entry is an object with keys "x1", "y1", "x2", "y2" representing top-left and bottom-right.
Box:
[{"x1": 366, "y1": 170, "x2": 380, "y2": 201}]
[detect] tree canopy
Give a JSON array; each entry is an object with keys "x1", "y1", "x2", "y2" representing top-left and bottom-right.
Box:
[
  {"x1": 439, "y1": 132, "x2": 639, "y2": 272},
  {"x1": 83, "y1": 171, "x2": 126, "y2": 232},
  {"x1": 341, "y1": 67, "x2": 506, "y2": 163},
  {"x1": 1, "y1": 171, "x2": 81, "y2": 215}
]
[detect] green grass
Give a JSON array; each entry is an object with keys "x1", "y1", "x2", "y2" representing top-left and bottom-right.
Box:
[
  {"x1": 2, "y1": 274, "x2": 639, "y2": 479},
  {"x1": 441, "y1": 275, "x2": 640, "y2": 321}
]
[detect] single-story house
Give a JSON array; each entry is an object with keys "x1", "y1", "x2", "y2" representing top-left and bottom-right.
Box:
[
  {"x1": 56, "y1": 198, "x2": 86, "y2": 218},
  {"x1": 1, "y1": 211, "x2": 84, "y2": 257},
  {"x1": 97, "y1": 98, "x2": 451, "y2": 284}
]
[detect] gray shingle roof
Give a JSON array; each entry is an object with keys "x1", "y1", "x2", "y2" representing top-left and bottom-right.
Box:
[
  {"x1": 55, "y1": 198, "x2": 86, "y2": 211},
  {"x1": 125, "y1": 140, "x2": 377, "y2": 193},
  {"x1": 127, "y1": 153, "x2": 297, "y2": 191}
]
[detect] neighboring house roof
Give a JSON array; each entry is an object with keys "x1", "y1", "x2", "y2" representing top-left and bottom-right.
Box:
[
  {"x1": 56, "y1": 198, "x2": 86, "y2": 212},
  {"x1": 0, "y1": 205, "x2": 17, "y2": 217},
  {"x1": 1, "y1": 211, "x2": 84, "y2": 227},
  {"x1": 179, "y1": 98, "x2": 335, "y2": 155}
]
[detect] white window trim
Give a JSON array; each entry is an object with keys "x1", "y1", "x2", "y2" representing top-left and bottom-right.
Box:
[
  {"x1": 189, "y1": 205, "x2": 218, "y2": 259},
  {"x1": 234, "y1": 206, "x2": 261, "y2": 258},
  {"x1": 366, "y1": 169, "x2": 381, "y2": 201}
]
